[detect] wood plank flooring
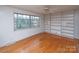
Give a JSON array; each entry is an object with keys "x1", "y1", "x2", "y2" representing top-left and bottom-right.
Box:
[{"x1": 0, "y1": 32, "x2": 79, "y2": 53}]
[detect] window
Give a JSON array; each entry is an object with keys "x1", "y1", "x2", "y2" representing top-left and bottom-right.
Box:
[
  {"x1": 51, "y1": 15, "x2": 61, "y2": 35},
  {"x1": 45, "y1": 11, "x2": 75, "y2": 38},
  {"x1": 61, "y1": 13, "x2": 74, "y2": 38},
  {"x1": 14, "y1": 13, "x2": 40, "y2": 30},
  {"x1": 31, "y1": 16, "x2": 40, "y2": 27}
]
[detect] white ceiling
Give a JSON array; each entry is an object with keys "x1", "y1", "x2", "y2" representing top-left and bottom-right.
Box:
[{"x1": 10, "y1": 5, "x2": 79, "y2": 14}]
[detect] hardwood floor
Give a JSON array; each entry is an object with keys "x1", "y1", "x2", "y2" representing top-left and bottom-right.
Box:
[{"x1": 0, "y1": 32, "x2": 79, "y2": 53}]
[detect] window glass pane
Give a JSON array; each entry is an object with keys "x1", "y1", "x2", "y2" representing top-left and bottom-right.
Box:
[
  {"x1": 18, "y1": 14, "x2": 22, "y2": 19},
  {"x1": 31, "y1": 16, "x2": 40, "y2": 27},
  {"x1": 23, "y1": 15, "x2": 27, "y2": 19},
  {"x1": 26, "y1": 15, "x2": 30, "y2": 19},
  {"x1": 14, "y1": 13, "x2": 40, "y2": 30},
  {"x1": 14, "y1": 14, "x2": 30, "y2": 30}
]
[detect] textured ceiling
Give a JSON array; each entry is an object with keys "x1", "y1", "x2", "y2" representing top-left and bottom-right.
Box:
[{"x1": 10, "y1": 5, "x2": 79, "y2": 14}]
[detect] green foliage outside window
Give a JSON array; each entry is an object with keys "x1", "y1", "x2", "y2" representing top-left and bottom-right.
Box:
[{"x1": 14, "y1": 13, "x2": 40, "y2": 31}]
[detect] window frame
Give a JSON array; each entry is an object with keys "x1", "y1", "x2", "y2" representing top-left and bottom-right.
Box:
[{"x1": 14, "y1": 13, "x2": 40, "y2": 31}]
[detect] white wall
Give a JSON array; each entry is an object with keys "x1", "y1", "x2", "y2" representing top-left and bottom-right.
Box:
[
  {"x1": 74, "y1": 10, "x2": 79, "y2": 39},
  {"x1": 0, "y1": 6, "x2": 44, "y2": 47}
]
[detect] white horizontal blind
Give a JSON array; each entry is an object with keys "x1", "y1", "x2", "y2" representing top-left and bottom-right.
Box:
[
  {"x1": 45, "y1": 11, "x2": 75, "y2": 38},
  {"x1": 61, "y1": 12, "x2": 74, "y2": 38},
  {"x1": 44, "y1": 14, "x2": 51, "y2": 33},
  {"x1": 51, "y1": 14, "x2": 61, "y2": 35}
]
